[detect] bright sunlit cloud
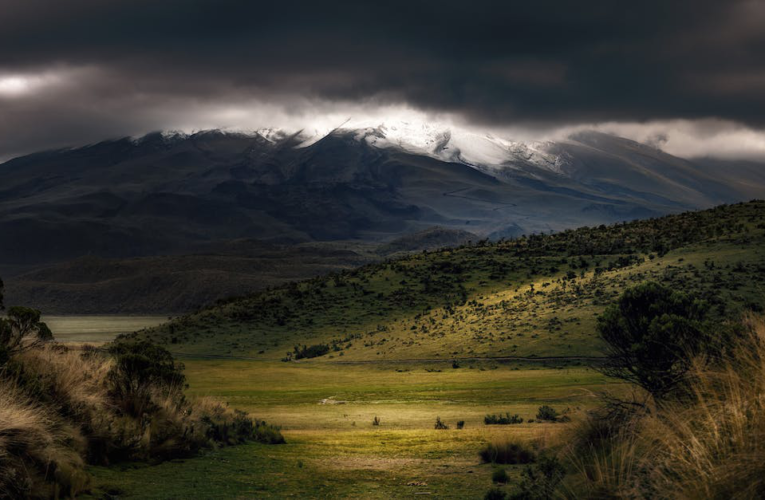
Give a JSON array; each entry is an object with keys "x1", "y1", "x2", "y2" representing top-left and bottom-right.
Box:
[{"x1": 0, "y1": 71, "x2": 68, "y2": 98}]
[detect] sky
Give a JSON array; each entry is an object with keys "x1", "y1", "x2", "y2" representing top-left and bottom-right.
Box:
[{"x1": 1, "y1": 0, "x2": 765, "y2": 161}]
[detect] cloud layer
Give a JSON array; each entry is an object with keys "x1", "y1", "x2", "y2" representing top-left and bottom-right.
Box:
[{"x1": 1, "y1": 0, "x2": 765, "y2": 160}]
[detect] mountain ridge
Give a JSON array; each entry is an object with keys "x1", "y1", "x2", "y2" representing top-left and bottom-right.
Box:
[{"x1": 1, "y1": 124, "x2": 764, "y2": 313}]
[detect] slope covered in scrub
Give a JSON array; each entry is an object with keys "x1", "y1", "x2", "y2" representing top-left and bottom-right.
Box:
[{"x1": 135, "y1": 201, "x2": 765, "y2": 360}]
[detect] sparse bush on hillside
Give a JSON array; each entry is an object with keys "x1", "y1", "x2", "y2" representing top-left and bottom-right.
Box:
[{"x1": 284, "y1": 343, "x2": 331, "y2": 361}]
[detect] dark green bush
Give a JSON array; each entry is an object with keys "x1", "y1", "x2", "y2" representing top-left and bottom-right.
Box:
[
  {"x1": 492, "y1": 468, "x2": 510, "y2": 484},
  {"x1": 107, "y1": 341, "x2": 187, "y2": 417},
  {"x1": 535, "y1": 406, "x2": 558, "y2": 422},
  {"x1": 485, "y1": 413, "x2": 524, "y2": 425},
  {"x1": 434, "y1": 416, "x2": 449, "y2": 429},
  {"x1": 485, "y1": 487, "x2": 507, "y2": 500},
  {"x1": 597, "y1": 281, "x2": 712, "y2": 399},
  {"x1": 292, "y1": 343, "x2": 330, "y2": 360},
  {"x1": 509, "y1": 456, "x2": 565, "y2": 500},
  {"x1": 479, "y1": 441, "x2": 535, "y2": 464}
]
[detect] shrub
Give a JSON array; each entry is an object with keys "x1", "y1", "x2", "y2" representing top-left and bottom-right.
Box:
[
  {"x1": 434, "y1": 416, "x2": 449, "y2": 429},
  {"x1": 484, "y1": 487, "x2": 507, "y2": 500},
  {"x1": 512, "y1": 456, "x2": 565, "y2": 500},
  {"x1": 107, "y1": 341, "x2": 186, "y2": 417},
  {"x1": 535, "y1": 406, "x2": 558, "y2": 422},
  {"x1": 199, "y1": 405, "x2": 285, "y2": 446},
  {"x1": 479, "y1": 439, "x2": 536, "y2": 464},
  {"x1": 561, "y1": 315, "x2": 765, "y2": 498},
  {"x1": 597, "y1": 282, "x2": 712, "y2": 400},
  {"x1": 0, "y1": 306, "x2": 53, "y2": 364},
  {"x1": 485, "y1": 413, "x2": 523, "y2": 425},
  {"x1": 492, "y1": 468, "x2": 510, "y2": 484},
  {"x1": 292, "y1": 343, "x2": 330, "y2": 360},
  {"x1": 0, "y1": 342, "x2": 285, "y2": 495}
]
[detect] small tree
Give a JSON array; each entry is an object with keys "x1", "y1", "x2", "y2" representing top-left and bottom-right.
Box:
[
  {"x1": 597, "y1": 282, "x2": 709, "y2": 400},
  {"x1": 107, "y1": 341, "x2": 187, "y2": 416},
  {"x1": 0, "y1": 305, "x2": 54, "y2": 364},
  {"x1": 536, "y1": 406, "x2": 558, "y2": 422}
]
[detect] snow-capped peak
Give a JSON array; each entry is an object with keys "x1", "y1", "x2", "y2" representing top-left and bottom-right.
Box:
[{"x1": 327, "y1": 118, "x2": 568, "y2": 172}]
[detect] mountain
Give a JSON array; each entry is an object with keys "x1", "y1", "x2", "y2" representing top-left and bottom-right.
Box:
[
  {"x1": 1, "y1": 121, "x2": 764, "y2": 313},
  {"x1": 130, "y1": 201, "x2": 765, "y2": 359}
]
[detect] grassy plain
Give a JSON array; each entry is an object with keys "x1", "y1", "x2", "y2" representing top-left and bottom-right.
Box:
[
  {"x1": 44, "y1": 315, "x2": 169, "y2": 343},
  {"x1": 84, "y1": 202, "x2": 765, "y2": 498},
  {"x1": 87, "y1": 359, "x2": 622, "y2": 498}
]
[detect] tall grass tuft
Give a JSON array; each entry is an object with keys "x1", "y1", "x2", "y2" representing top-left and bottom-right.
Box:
[
  {"x1": 0, "y1": 342, "x2": 284, "y2": 496},
  {"x1": 562, "y1": 315, "x2": 765, "y2": 499}
]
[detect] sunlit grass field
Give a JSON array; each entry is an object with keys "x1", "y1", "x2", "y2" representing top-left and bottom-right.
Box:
[
  {"x1": 86, "y1": 359, "x2": 623, "y2": 498},
  {"x1": 43, "y1": 315, "x2": 168, "y2": 343},
  {"x1": 77, "y1": 203, "x2": 765, "y2": 498}
]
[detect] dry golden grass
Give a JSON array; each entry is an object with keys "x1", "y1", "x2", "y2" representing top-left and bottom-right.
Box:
[
  {"x1": 561, "y1": 315, "x2": 765, "y2": 499},
  {"x1": 0, "y1": 376, "x2": 89, "y2": 498},
  {"x1": 1, "y1": 343, "x2": 277, "y2": 497}
]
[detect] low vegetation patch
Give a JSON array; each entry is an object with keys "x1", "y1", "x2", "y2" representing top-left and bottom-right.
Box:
[
  {"x1": 484, "y1": 413, "x2": 524, "y2": 425},
  {"x1": 479, "y1": 439, "x2": 536, "y2": 465},
  {"x1": 0, "y1": 282, "x2": 283, "y2": 498}
]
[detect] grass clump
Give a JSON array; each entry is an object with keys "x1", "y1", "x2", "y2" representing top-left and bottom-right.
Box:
[
  {"x1": 561, "y1": 315, "x2": 765, "y2": 498},
  {"x1": 0, "y1": 337, "x2": 283, "y2": 497}
]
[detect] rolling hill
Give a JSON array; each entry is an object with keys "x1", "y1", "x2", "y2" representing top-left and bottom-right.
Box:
[{"x1": 130, "y1": 201, "x2": 765, "y2": 360}]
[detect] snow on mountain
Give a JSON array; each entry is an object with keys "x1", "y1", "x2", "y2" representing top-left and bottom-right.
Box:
[
  {"x1": 290, "y1": 118, "x2": 570, "y2": 173},
  {"x1": 127, "y1": 119, "x2": 570, "y2": 174}
]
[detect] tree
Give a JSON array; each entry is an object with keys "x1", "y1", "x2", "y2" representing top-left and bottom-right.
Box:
[
  {"x1": 0, "y1": 306, "x2": 54, "y2": 364},
  {"x1": 597, "y1": 282, "x2": 709, "y2": 400},
  {"x1": 107, "y1": 340, "x2": 187, "y2": 416}
]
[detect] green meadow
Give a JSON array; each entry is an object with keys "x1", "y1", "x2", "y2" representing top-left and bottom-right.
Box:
[
  {"x1": 74, "y1": 201, "x2": 765, "y2": 498},
  {"x1": 87, "y1": 359, "x2": 621, "y2": 499}
]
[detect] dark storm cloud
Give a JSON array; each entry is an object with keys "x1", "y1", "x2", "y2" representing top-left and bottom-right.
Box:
[{"x1": 1, "y1": 0, "x2": 764, "y2": 158}]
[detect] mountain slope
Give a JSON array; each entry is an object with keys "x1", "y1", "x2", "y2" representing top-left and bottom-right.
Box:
[
  {"x1": 2, "y1": 125, "x2": 764, "y2": 314},
  {"x1": 129, "y1": 201, "x2": 765, "y2": 360},
  {"x1": 2, "y1": 127, "x2": 763, "y2": 270}
]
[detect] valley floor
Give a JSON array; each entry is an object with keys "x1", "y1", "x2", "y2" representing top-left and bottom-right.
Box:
[{"x1": 85, "y1": 359, "x2": 621, "y2": 499}]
